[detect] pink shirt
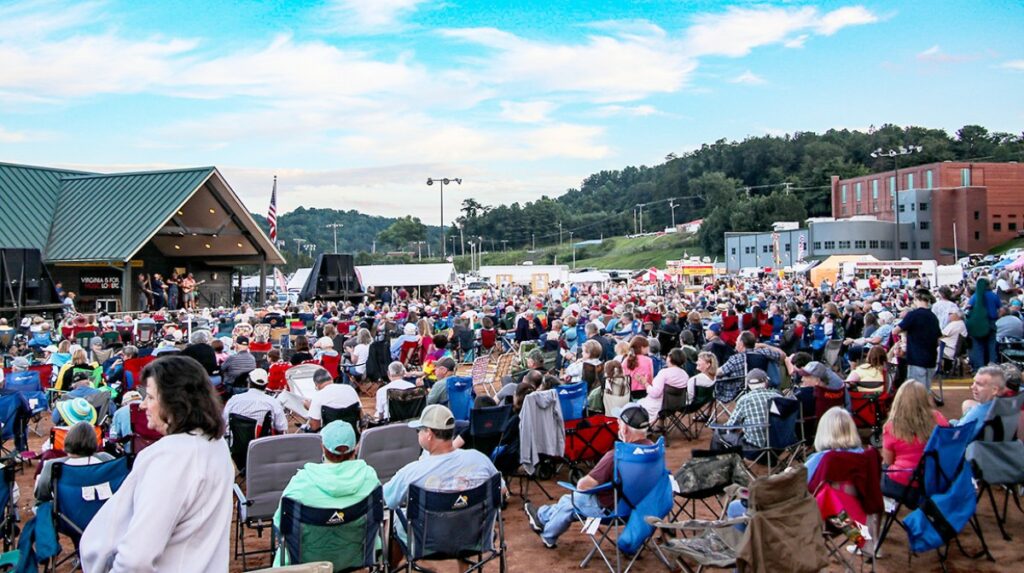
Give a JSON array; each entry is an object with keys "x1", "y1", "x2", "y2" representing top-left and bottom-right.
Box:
[
  {"x1": 622, "y1": 355, "x2": 654, "y2": 391},
  {"x1": 882, "y1": 410, "x2": 949, "y2": 485},
  {"x1": 647, "y1": 365, "x2": 689, "y2": 400}
]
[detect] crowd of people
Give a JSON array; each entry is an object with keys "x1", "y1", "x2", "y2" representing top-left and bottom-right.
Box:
[{"x1": 0, "y1": 261, "x2": 1022, "y2": 571}]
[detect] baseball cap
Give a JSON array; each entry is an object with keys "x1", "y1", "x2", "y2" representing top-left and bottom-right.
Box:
[
  {"x1": 435, "y1": 357, "x2": 457, "y2": 372},
  {"x1": 408, "y1": 404, "x2": 456, "y2": 431},
  {"x1": 793, "y1": 314, "x2": 808, "y2": 324},
  {"x1": 56, "y1": 398, "x2": 97, "y2": 425},
  {"x1": 321, "y1": 420, "x2": 357, "y2": 454},
  {"x1": 616, "y1": 404, "x2": 651, "y2": 430},
  {"x1": 248, "y1": 368, "x2": 269, "y2": 387},
  {"x1": 797, "y1": 361, "x2": 830, "y2": 380},
  {"x1": 12, "y1": 357, "x2": 30, "y2": 369},
  {"x1": 72, "y1": 371, "x2": 92, "y2": 383},
  {"x1": 707, "y1": 323, "x2": 722, "y2": 334},
  {"x1": 90, "y1": 336, "x2": 103, "y2": 347},
  {"x1": 745, "y1": 368, "x2": 770, "y2": 388},
  {"x1": 403, "y1": 323, "x2": 417, "y2": 336},
  {"x1": 122, "y1": 390, "x2": 143, "y2": 403},
  {"x1": 43, "y1": 345, "x2": 59, "y2": 353},
  {"x1": 235, "y1": 335, "x2": 250, "y2": 346}
]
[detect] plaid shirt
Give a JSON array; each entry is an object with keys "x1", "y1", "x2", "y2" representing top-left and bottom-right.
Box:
[
  {"x1": 726, "y1": 387, "x2": 781, "y2": 448},
  {"x1": 717, "y1": 348, "x2": 779, "y2": 380}
]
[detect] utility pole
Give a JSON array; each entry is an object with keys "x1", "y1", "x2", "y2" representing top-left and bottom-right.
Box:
[
  {"x1": 294, "y1": 238, "x2": 306, "y2": 255},
  {"x1": 558, "y1": 221, "x2": 563, "y2": 247},
  {"x1": 569, "y1": 231, "x2": 575, "y2": 269},
  {"x1": 426, "y1": 177, "x2": 462, "y2": 258},
  {"x1": 325, "y1": 223, "x2": 343, "y2": 254},
  {"x1": 459, "y1": 224, "x2": 465, "y2": 257},
  {"x1": 371, "y1": 239, "x2": 376, "y2": 254},
  {"x1": 633, "y1": 208, "x2": 637, "y2": 235},
  {"x1": 416, "y1": 241, "x2": 422, "y2": 260},
  {"x1": 532, "y1": 233, "x2": 535, "y2": 250},
  {"x1": 501, "y1": 239, "x2": 508, "y2": 253},
  {"x1": 668, "y1": 200, "x2": 676, "y2": 229},
  {"x1": 637, "y1": 203, "x2": 645, "y2": 234}
]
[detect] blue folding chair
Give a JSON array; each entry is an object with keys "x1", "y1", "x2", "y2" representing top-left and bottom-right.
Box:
[
  {"x1": 445, "y1": 376, "x2": 474, "y2": 422},
  {"x1": 395, "y1": 473, "x2": 506, "y2": 573},
  {"x1": 558, "y1": 438, "x2": 674, "y2": 573},
  {"x1": 0, "y1": 465, "x2": 15, "y2": 553},
  {"x1": 0, "y1": 393, "x2": 25, "y2": 456},
  {"x1": 557, "y1": 381, "x2": 587, "y2": 422},
  {"x1": 49, "y1": 457, "x2": 132, "y2": 569},
  {"x1": 5, "y1": 370, "x2": 48, "y2": 416},
  {"x1": 467, "y1": 405, "x2": 512, "y2": 458},
  {"x1": 876, "y1": 421, "x2": 992, "y2": 567}
]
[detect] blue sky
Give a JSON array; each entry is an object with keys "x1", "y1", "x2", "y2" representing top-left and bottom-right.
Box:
[{"x1": 1, "y1": 0, "x2": 1022, "y2": 220}]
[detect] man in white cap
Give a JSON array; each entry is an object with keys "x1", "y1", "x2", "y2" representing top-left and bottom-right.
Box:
[
  {"x1": 389, "y1": 322, "x2": 421, "y2": 360},
  {"x1": 383, "y1": 405, "x2": 499, "y2": 518},
  {"x1": 109, "y1": 390, "x2": 144, "y2": 446},
  {"x1": 222, "y1": 368, "x2": 288, "y2": 434},
  {"x1": 718, "y1": 368, "x2": 782, "y2": 449}
]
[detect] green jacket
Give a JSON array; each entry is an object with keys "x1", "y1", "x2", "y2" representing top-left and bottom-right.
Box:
[{"x1": 273, "y1": 459, "x2": 380, "y2": 567}]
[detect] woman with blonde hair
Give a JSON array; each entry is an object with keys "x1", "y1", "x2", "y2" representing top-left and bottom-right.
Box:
[
  {"x1": 686, "y1": 351, "x2": 718, "y2": 405},
  {"x1": 56, "y1": 348, "x2": 101, "y2": 391},
  {"x1": 806, "y1": 407, "x2": 863, "y2": 480},
  {"x1": 881, "y1": 380, "x2": 948, "y2": 498}
]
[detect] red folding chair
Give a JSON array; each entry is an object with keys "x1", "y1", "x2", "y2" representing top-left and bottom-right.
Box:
[
  {"x1": 399, "y1": 340, "x2": 421, "y2": 368},
  {"x1": 849, "y1": 389, "x2": 892, "y2": 447},
  {"x1": 129, "y1": 402, "x2": 162, "y2": 453},
  {"x1": 319, "y1": 353, "x2": 341, "y2": 380},
  {"x1": 123, "y1": 356, "x2": 156, "y2": 391}
]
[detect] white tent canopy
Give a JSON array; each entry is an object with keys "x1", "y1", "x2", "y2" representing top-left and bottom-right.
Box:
[
  {"x1": 568, "y1": 270, "x2": 610, "y2": 284},
  {"x1": 355, "y1": 263, "x2": 457, "y2": 289},
  {"x1": 288, "y1": 268, "x2": 312, "y2": 291},
  {"x1": 479, "y1": 265, "x2": 569, "y2": 285}
]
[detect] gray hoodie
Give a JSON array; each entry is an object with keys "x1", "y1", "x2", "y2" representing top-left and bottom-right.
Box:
[{"x1": 518, "y1": 389, "x2": 565, "y2": 474}]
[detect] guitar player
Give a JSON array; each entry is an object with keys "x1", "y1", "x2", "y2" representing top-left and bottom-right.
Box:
[{"x1": 180, "y1": 272, "x2": 206, "y2": 310}]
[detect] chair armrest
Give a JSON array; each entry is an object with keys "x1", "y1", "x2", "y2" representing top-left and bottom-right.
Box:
[
  {"x1": 233, "y1": 483, "x2": 251, "y2": 521},
  {"x1": 557, "y1": 481, "x2": 613, "y2": 495},
  {"x1": 646, "y1": 515, "x2": 749, "y2": 530}
]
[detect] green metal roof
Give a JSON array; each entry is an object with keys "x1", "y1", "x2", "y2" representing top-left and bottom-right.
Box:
[
  {"x1": 45, "y1": 167, "x2": 214, "y2": 262},
  {"x1": 0, "y1": 162, "x2": 92, "y2": 252}
]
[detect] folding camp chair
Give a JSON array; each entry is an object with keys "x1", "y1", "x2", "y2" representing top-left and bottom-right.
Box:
[
  {"x1": 50, "y1": 425, "x2": 103, "y2": 452},
  {"x1": 466, "y1": 405, "x2": 512, "y2": 459},
  {"x1": 0, "y1": 464, "x2": 15, "y2": 553},
  {"x1": 100, "y1": 330, "x2": 121, "y2": 348},
  {"x1": 398, "y1": 340, "x2": 421, "y2": 370},
  {"x1": 711, "y1": 396, "x2": 804, "y2": 476},
  {"x1": 808, "y1": 449, "x2": 884, "y2": 573},
  {"x1": 387, "y1": 387, "x2": 427, "y2": 423},
  {"x1": 127, "y1": 402, "x2": 162, "y2": 453},
  {"x1": 876, "y1": 423, "x2": 993, "y2": 570},
  {"x1": 0, "y1": 393, "x2": 29, "y2": 459},
  {"x1": 47, "y1": 457, "x2": 132, "y2": 571},
  {"x1": 654, "y1": 385, "x2": 691, "y2": 444},
  {"x1": 558, "y1": 438, "x2": 673, "y2": 573},
  {"x1": 394, "y1": 473, "x2": 506, "y2": 573},
  {"x1": 966, "y1": 393, "x2": 1024, "y2": 541},
  {"x1": 602, "y1": 375, "x2": 630, "y2": 417},
  {"x1": 822, "y1": 340, "x2": 844, "y2": 374},
  {"x1": 318, "y1": 354, "x2": 341, "y2": 381},
  {"x1": 679, "y1": 385, "x2": 715, "y2": 440},
  {"x1": 122, "y1": 355, "x2": 155, "y2": 391},
  {"x1": 848, "y1": 389, "x2": 892, "y2": 448},
  {"x1": 670, "y1": 449, "x2": 750, "y2": 523},
  {"x1": 445, "y1": 376, "x2": 474, "y2": 422},
  {"x1": 469, "y1": 355, "x2": 494, "y2": 397},
  {"x1": 233, "y1": 433, "x2": 324, "y2": 570},
  {"x1": 228, "y1": 412, "x2": 274, "y2": 475},
  {"x1": 712, "y1": 376, "x2": 745, "y2": 422},
  {"x1": 557, "y1": 381, "x2": 587, "y2": 422},
  {"x1": 931, "y1": 341, "x2": 947, "y2": 407},
  {"x1": 321, "y1": 404, "x2": 362, "y2": 439},
  {"x1": 6, "y1": 370, "x2": 48, "y2": 417},
  {"x1": 74, "y1": 331, "x2": 96, "y2": 351},
  {"x1": 277, "y1": 487, "x2": 385, "y2": 572},
  {"x1": 134, "y1": 322, "x2": 158, "y2": 347},
  {"x1": 357, "y1": 424, "x2": 420, "y2": 485}
]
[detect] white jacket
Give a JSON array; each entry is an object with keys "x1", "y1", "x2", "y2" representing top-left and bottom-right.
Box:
[{"x1": 80, "y1": 432, "x2": 233, "y2": 573}]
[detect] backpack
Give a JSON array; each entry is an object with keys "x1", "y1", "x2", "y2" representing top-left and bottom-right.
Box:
[{"x1": 965, "y1": 302, "x2": 990, "y2": 338}]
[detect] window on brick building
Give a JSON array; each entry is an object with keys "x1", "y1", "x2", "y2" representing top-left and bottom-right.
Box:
[
  {"x1": 921, "y1": 241, "x2": 930, "y2": 249},
  {"x1": 974, "y1": 231, "x2": 980, "y2": 240},
  {"x1": 841, "y1": 185, "x2": 847, "y2": 204},
  {"x1": 1011, "y1": 222, "x2": 1018, "y2": 231},
  {"x1": 906, "y1": 173, "x2": 915, "y2": 190},
  {"x1": 994, "y1": 223, "x2": 1002, "y2": 231},
  {"x1": 925, "y1": 170, "x2": 933, "y2": 189},
  {"x1": 961, "y1": 168, "x2": 971, "y2": 187},
  {"x1": 900, "y1": 241, "x2": 909, "y2": 250},
  {"x1": 919, "y1": 221, "x2": 929, "y2": 230},
  {"x1": 974, "y1": 211, "x2": 979, "y2": 220},
  {"x1": 855, "y1": 183, "x2": 862, "y2": 202},
  {"x1": 919, "y1": 203, "x2": 927, "y2": 211}
]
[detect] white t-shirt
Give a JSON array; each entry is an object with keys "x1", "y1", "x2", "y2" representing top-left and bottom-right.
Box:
[
  {"x1": 308, "y1": 383, "x2": 360, "y2": 421},
  {"x1": 352, "y1": 344, "x2": 370, "y2": 375}
]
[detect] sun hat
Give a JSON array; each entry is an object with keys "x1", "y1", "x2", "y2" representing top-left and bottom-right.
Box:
[
  {"x1": 321, "y1": 420, "x2": 357, "y2": 454},
  {"x1": 408, "y1": 404, "x2": 456, "y2": 431},
  {"x1": 403, "y1": 323, "x2": 417, "y2": 336},
  {"x1": 56, "y1": 398, "x2": 97, "y2": 426},
  {"x1": 122, "y1": 390, "x2": 143, "y2": 403}
]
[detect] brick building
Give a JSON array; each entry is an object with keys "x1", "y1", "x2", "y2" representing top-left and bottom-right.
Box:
[{"x1": 831, "y1": 161, "x2": 1024, "y2": 263}]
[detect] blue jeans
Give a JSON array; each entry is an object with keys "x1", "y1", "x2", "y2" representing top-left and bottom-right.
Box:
[
  {"x1": 906, "y1": 365, "x2": 936, "y2": 391},
  {"x1": 537, "y1": 492, "x2": 607, "y2": 544},
  {"x1": 969, "y1": 333, "x2": 997, "y2": 372}
]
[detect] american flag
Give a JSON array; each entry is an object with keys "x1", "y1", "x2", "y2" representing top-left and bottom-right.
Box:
[{"x1": 267, "y1": 176, "x2": 277, "y2": 241}]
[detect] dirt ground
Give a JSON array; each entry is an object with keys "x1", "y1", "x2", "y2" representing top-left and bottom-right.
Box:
[{"x1": 16, "y1": 383, "x2": 1020, "y2": 572}]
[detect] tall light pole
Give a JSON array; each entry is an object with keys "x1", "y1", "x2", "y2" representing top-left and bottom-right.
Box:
[
  {"x1": 325, "y1": 223, "x2": 343, "y2": 254},
  {"x1": 293, "y1": 238, "x2": 306, "y2": 255},
  {"x1": 870, "y1": 145, "x2": 922, "y2": 260},
  {"x1": 668, "y1": 200, "x2": 677, "y2": 229},
  {"x1": 637, "y1": 203, "x2": 646, "y2": 234},
  {"x1": 569, "y1": 231, "x2": 576, "y2": 269},
  {"x1": 501, "y1": 239, "x2": 508, "y2": 253},
  {"x1": 558, "y1": 221, "x2": 563, "y2": 247},
  {"x1": 426, "y1": 177, "x2": 461, "y2": 258},
  {"x1": 468, "y1": 240, "x2": 476, "y2": 273}
]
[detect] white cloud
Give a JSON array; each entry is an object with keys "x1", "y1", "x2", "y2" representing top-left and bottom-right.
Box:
[
  {"x1": 730, "y1": 71, "x2": 766, "y2": 85},
  {"x1": 592, "y1": 105, "x2": 659, "y2": 117},
  {"x1": 1002, "y1": 60, "x2": 1024, "y2": 71},
  {"x1": 441, "y1": 26, "x2": 696, "y2": 102},
  {"x1": 684, "y1": 5, "x2": 876, "y2": 57},
  {"x1": 916, "y1": 45, "x2": 975, "y2": 64},
  {"x1": 0, "y1": 126, "x2": 29, "y2": 143},
  {"x1": 499, "y1": 101, "x2": 557, "y2": 123},
  {"x1": 322, "y1": 0, "x2": 430, "y2": 33}
]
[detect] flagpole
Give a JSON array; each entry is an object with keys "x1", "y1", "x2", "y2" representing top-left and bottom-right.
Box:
[{"x1": 267, "y1": 175, "x2": 278, "y2": 308}]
